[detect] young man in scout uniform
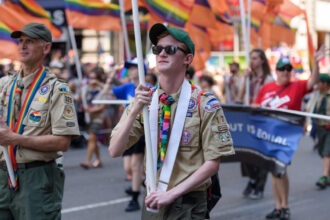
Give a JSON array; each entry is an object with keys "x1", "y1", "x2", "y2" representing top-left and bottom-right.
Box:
[
  {"x1": 0, "y1": 23, "x2": 80, "y2": 219},
  {"x1": 109, "y1": 23, "x2": 234, "y2": 219}
]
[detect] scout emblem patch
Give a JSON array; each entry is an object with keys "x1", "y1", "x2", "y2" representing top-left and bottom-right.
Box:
[
  {"x1": 29, "y1": 111, "x2": 41, "y2": 122},
  {"x1": 181, "y1": 130, "x2": 192, "y2": 144},
  {"x1": 63, "y1": 105, "x2": 75, "y2": 119},
  {"x1": 58, "y1": 85, "x2": 71, "y2": 95},
  {"x1": 204, "y1": 98, "x2": 221, "y2": 112},
  {"x1": 39, "y1": 85, "x2": 49, "y2": 95},
  {"x1": 188, "y1": 98, "x2": 197, "y2": 111}
]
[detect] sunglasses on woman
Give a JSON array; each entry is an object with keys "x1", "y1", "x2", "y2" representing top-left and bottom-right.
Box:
[
  {"x1": 152, "y1": 45, "x2": 187, "y2": 55},
  {"x1": 277, "y1": 66, "x2": 293, "y2": 72}
]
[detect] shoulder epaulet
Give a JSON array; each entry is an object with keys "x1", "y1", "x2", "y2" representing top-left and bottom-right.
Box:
[
  {"x1": 7, "y1": 70, "x2": 16, "y2": 76},
  {"x1": 200, "y1": 90, "x2": 215, "y2": 97},
  {"x1": 57, "y1": 78, "x2": 67, "y2": 83}
]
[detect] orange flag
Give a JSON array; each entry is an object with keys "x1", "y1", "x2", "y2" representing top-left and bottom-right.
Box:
[
  {"x1": 4, "y1": 0, "x2": 62, "y2": 39},
  {"x1": 188, "y1": 0, "x2": 217, "y2": 28}
]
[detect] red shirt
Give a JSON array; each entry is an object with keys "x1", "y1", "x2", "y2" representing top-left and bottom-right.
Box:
[{"x1": 254, "y1": 80, "x2": 311, "y2": 111}]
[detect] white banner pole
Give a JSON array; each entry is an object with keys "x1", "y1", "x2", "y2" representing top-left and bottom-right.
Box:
[
  {"x1": 1, "y1": 147, "x2": 16, "y2": 188},
  {"x1": 68, "y1": 26, "x2": 90, "y2": 124},
  {"x1": 131, "y1": 0, "x2": 157, "y2": 213},
  {"x1": 119, "y1": 0, "x2": 131, "y2": 60}
]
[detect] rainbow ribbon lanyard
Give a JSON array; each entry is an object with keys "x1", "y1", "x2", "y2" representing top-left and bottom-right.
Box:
[{"x1": 6, "y1": 66, "x2": 47, "y2": 190}]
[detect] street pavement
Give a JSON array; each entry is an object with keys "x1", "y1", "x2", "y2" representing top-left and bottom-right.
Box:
[{"x1": 61, "y1": 135, "x2": 329, "y2": 220}]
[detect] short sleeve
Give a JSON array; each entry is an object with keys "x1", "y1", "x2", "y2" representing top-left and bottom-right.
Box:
[
  {"x1": 111, "y1": 101, "x2": 144, "y2": 149},
  {"x1": 50, "y1": 81, "x2": 80, "y2": 137},
  {"x1": 112, "y1": 84, "x2": 126, "y2": 99},
  {"x1": 200, "y1": 95, "x2": 235, "y2": 161}
]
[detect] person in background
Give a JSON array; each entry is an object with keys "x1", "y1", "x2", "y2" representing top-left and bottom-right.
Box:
[
  {"x1": 223, "y1": 61, "x2": 242, "y2": 104},
  {"x1": 313, "y1": 73, "x2": 330, "y2": 189},
  {"x1": 199, "y1": 75, "x2": 215, "y2": 93},
  {"x1": 253, "y1": 47, "x2": 323, "y2": 220},
  {"x1": 80, "y1": 68, "x2": 106, "y2": 169},
  {"x1": 0, "y1": 64, "x2": 5, "y2": 78},
  {"x1": 103, "y1": 59, "x2": 147, "y2": 212},
  {"x1": 146, "y1": 72, "x2": 158, "y2": 86},
  {"x1": 239, "y1": 49, "x2": 274, "y2": 200}
]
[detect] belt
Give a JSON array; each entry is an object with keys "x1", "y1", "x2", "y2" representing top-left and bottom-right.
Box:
[{"x1": 0, "y1": 160, "x2": 55, "y2": 171}]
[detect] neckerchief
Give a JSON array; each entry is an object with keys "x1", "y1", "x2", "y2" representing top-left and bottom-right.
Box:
[
  {"x1": 7, "y1": 66, "x2": 47, "y2": 190},
  {"x1": 157, "y1": 93, "x2": 175, "y2": 168}
]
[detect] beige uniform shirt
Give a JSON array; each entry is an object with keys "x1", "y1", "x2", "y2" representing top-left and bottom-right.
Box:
[
  {"x1": 315, "y1": 91, "x2": 330, "y2": 126},
  {"x1": 112, "y1": 85, "x2": 234, "y2": 191},
  {"x1": 0, "y1": 68, "x2": 80, "y2": 163}
]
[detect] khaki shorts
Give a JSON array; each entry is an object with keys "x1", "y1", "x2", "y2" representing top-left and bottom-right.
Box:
[
  {"x1": 141, "y1": 190, "x2": 207, "y2": 220},
  {"x1": 0, "y1": 161, "x2": 64, "y2": 220}
]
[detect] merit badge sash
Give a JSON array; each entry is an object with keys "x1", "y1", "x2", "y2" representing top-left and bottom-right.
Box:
[
  {"x1": 6, "y1": 66, "x2": 47, "y2": 190},
  {"x1": 148, "y1": 79, "x2": 191, "y2": 192}
]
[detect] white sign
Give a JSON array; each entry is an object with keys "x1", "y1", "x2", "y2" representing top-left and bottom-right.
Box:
[{"x1": 315, "y1": 1, "x2": 330, "y2": 32}]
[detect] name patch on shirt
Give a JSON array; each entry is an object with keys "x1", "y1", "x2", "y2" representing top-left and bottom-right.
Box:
[{"x1": 179, "y1": 146, "x2": 192, "y2": 152}]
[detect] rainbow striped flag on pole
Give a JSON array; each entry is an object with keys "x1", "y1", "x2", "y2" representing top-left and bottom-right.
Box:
[
  {"x1": 4, "y1": 0, "x2": 62, "y2": 39},
  {"x1": 64, "y1": 0, "x2": 121, "y2": 31}
]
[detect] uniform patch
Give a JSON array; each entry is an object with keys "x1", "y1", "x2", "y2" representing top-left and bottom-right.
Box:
[
  {"x1": 58, "y1": 85, "x2": 71, "y2": 95},
  {"x1": 39, "y1": 85, "x2": 49, "y2": 95},
  {"x1": 66, "y1": 121, "x2": 75, "y2": 127},
  {"x1": 38, "y1": 97, "x2": 47, "y2": 102},
  {"x1": 179, "y1": 146, "x2": 192, "y2": 152},
  {"x1": 220, "y1": 132, "x2": 230, "y2": 142},
  {"x1": 63, "y1": 105, "x2": 75, "y2": 119},
  {"x1": 217, "y1": 125, "x2": 228, "y2": 132},
  {"x1": 64, "y1": 95, "x2": 73, "y2": 104},
  {"x1": 186, "y1": 112, "x2": 193, "y2": 117},
  {"x1": 29, "y1": 111, "x2": 41, "y2": 122},
  {"x1": 204, "y1": 98, "x2": 221, "y2": 112},
  {"x1": 188, "y1": 98, "x2": 197, "y2": 111},
  {"x1": 181, "y1": 130, "x2": 192, "y2": 144}
]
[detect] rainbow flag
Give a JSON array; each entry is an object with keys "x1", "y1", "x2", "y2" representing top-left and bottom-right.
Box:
[
  {"x1": 0, "y1": 21, "x2": 19, "y2": 60},
  {"x1": 4, "y1": 0, "x2": 62, "y2": 39},
  {"x1": 214, "y1": 11, "x2": 233, "y2": 25},
  {"x1": 64, "y1": 0, "x2": 121, "y2": 31},
  {"x1": 291, "y1": 57, "x2": 304, "y2": 73},
  {"x1": 304, "y1": 11, "x2": 315, "y2": 70},
  {"x1": 249, "y1": 17, "x2": 261, "y2": 32},
  {"x1": 144, "y1": 0, "x2": 191, "y2": 28}
]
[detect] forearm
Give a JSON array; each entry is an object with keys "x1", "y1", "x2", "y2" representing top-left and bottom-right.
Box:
[
  {"x1": 308, "y1": 61, "x2": 320, "y2": 90},
  {"x1": 14, "y1": 134, "x2": 71, "y2": 152},
  {"x1": 167, "y1": 159, "x2": 220, "y2": 199},
  {"x1": 89, "y1": 104, "x2": 105, "y2": 113}
]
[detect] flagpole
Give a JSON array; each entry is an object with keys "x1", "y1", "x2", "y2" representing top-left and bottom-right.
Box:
[
  {"x1": 119, "y1": 0, "x2": 131, "y2": 60},
  {"x1": 131, "y1": 0, "x2": 157, "y2": 213},
  {"x1": 239, "y1": 0, "x2": 250, "y2": 105},
  {"x1": 1, "y1": 144, "x2": 16, "y2": 188},
  {"x1": 67, "y1": 25, "x2": 90, "y2": 124}
]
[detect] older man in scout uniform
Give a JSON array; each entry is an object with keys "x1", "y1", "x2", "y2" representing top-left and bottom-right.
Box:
[
  {"x1": 109, "y1": 23, "x2": 234, "y2": 219},
  {"x1": 0, "y1": 23, "x2": 80, "y2": 219}
]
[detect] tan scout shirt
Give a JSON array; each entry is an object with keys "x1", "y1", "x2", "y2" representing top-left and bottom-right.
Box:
[
  {"x1": 112, "y1": 85, "x2": 235, "y2": 191},
  {"x1": 0, "y1": 68, "x2": 80, "y2": 163},
  {"x1": 315, "y1": 91, "x2": 330, "y2": 126}
]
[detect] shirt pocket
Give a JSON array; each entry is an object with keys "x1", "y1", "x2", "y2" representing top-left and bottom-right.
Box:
[
  {"x1": 180, "y1": 120, "x2": 200, "y2": 147},
  {"x1": 22, "y1": 104, "x2": 49, "y2": 127}
]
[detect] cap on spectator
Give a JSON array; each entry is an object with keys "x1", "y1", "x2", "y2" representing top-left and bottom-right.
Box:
[
  {"x1": 276, "y1": 57, "x2": 292, "y2": 69},
  {"x1": 11, "y1": 23, "x2": 52, "y2": 42},
  {"x1": 124, "y1": 58, "x2": 147, "y2": 74},
  {"x1": 149, "y1": 23, "x2": 195, "y2": 56},
  {"x1": 319, "y1": 73, "x2": 330, "y2": 84}
]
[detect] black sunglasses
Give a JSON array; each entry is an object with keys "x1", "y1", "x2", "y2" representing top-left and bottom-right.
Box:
[
  {"x1": 152, "y1": 45, "x2": 187, "y2": 55},
  {"x1": 277, "y1": 66, "x2": 293, "y2": 72}
]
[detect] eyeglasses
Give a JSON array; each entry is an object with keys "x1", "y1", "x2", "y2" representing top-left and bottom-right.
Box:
[
  {"x1": 152, "y1": 45, "x2": 187, "y2": 55},
  {"x1": 277, "y1": 66, "x2": 292, "y2": 72}
]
